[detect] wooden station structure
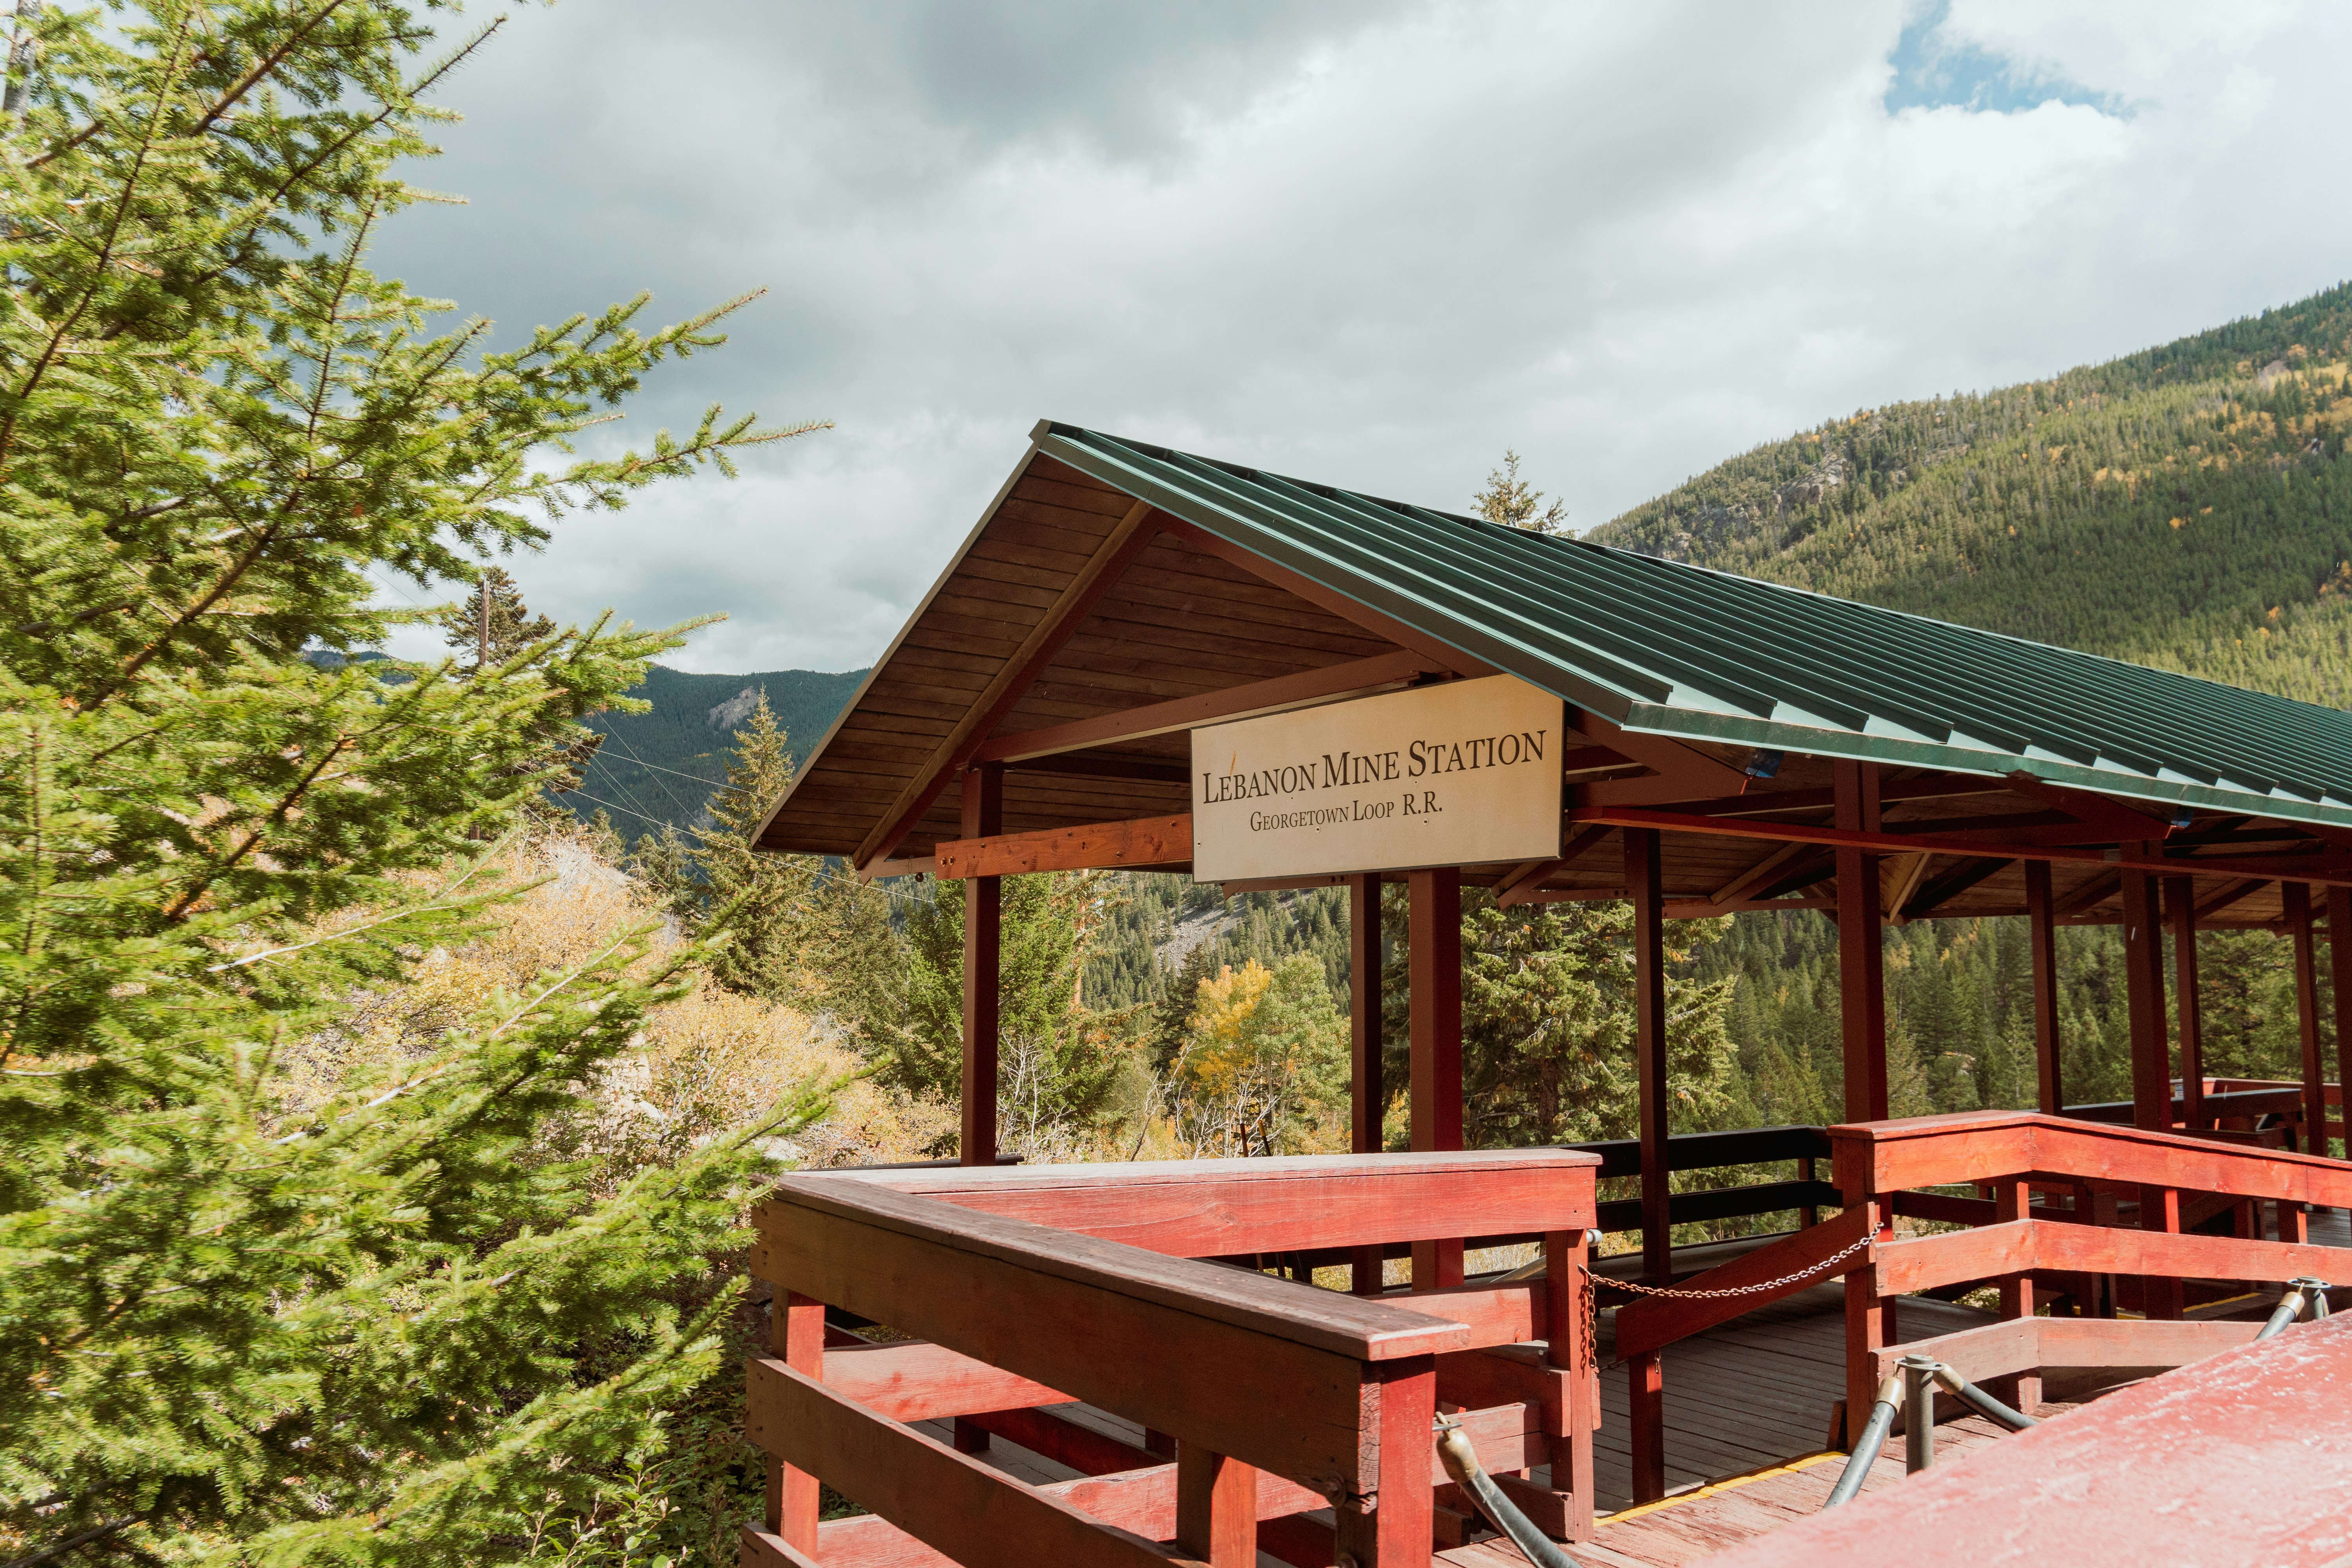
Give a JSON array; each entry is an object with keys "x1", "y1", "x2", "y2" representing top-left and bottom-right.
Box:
[{"x1": 745, "y1": 424, "x2": 2352, "y2": 1568}]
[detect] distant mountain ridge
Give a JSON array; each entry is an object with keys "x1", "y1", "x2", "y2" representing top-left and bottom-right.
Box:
[
  {"x1": 561, "y1": 664, "x2": 867, "y2": 839},
  {"x1": 1586, "y1": 281, "x2": 2352, "y2": 709}
]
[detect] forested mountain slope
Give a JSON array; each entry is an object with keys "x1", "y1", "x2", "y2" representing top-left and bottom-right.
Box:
[
  {"x1": 1588, "y1": 282, "x2": 2352, "y2": 704},
  {"x1": 561, "y1": 664, "x2": 867, "y2": 837}
]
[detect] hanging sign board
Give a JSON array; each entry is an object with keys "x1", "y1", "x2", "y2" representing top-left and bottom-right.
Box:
[{"x1": 1190, "y1": 674, "x2": 1564, "y2": 882}]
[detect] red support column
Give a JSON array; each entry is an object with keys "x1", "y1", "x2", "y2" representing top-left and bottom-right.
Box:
[
  {"x1": 2166, "y1": 876, "x2": 2205, "y2": 1131},
  {"x1": 1840, "y1": 1146, "x2": 1893, "y2": 1452},
  {"x1": 1993, "y1": 1179, "x2": 2040, "y2": 1414},
  {"x1": 2288, "y1": 883, "x2": 2326, "y2": 1152},
  {"x1": 959, "y1": 764, "x2": 1003, "y2": 1167},
  {"x1": 1626, "y1": 826, "x2": 1670, "y2": 1508},
  {"x1": 1176, "y1": 1444, "x2": 1259, "y2": 1568},
  {"x1": 2025, "y1": 858, "x2": 2063, "y2": 1115},
  {"x1": 1332, "y1": 1357, "x2": 1436, "y2": 1567},
  {"x1": 2119, "y1": 864, "x2": 2170, "y2": 1132},
  {"x1": 1350, "y1": 872, "x2": 1387, "y2": 1296},
  {"x1": 2331, "y1": 885, "x2": 2352, "y2": 1162},
  {"x1": 1627, "y1": 1350, "x2": 1666, "y2": 1506},
  {"x1": 1409, "y1": 866, "x2": 1463, "y2": 1290},
  {"x1": 1626, "y1": 827, "x2": 1671, "y2": 1285},
  {"x1": 770, "y1": 1290, "x2": 825, "y2": 1551},
  {"x1": 1834, "y1": 761, "x2": 1888, "y2": 1121}
]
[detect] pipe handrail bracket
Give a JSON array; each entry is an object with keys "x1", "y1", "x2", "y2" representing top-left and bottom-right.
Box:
[{"x1": 743, "y1": 1146, "x2": 1604, "y2": 1568}]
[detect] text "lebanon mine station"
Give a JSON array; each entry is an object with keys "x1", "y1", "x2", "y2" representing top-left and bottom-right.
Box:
[{"x1": 1199, "y1": 727, "x2": 1551, "y2": 805}]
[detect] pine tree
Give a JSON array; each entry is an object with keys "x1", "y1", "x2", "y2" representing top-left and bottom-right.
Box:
[
  {"x1": 0, "y1": 5, "x2": 828, "y2": 1561},
  {"x1": 897, "y1": 873, "x2": 1134, "y2": 1156},
  {"x1": 443, "y1": 564, "x2": 559, "y2": 673},
  {"x1": 1473, "y1": 450, "x2": 1571, "y2": 534}
]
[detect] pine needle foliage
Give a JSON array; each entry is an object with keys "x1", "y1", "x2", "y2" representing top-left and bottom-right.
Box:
[{"x1": 0, "y1": 4, "x2": 826, "y2": 1562}]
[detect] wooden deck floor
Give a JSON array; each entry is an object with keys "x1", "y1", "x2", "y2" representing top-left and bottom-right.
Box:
[
  {"x1": 1439, "y1": 1410, "x2": 2047, "y2": 1568},
  {"x1": 911, "y1": 1213, "x2": 2349, "y2": 1563}
]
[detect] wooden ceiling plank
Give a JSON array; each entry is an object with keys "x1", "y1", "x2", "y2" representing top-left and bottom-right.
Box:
[
  {"x1": 1702, "y1": 839, "x2": 1810, "y2": 908},
  {"x1": 974, "y1": 650, "x2": 1439, "y2": 765},
  {"x1": 1900, "y1": 856, "x2": 2016, "y2": 921},
  {"x1": 851, "y1": 499, "x2": 1161, "y2": 875},
  {"x1": 1494, "y1": 824, "x2": 1616, "y2": 908},
  {"x1": 1151, "y1": 514, "x2": 1494, "y2": 679}
]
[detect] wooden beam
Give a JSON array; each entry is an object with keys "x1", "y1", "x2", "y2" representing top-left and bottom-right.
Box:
[
  {"x1": 961, "y1": 766, "x2": 1003, "y2": 1168},
  {"x1": 1409, "y1": 867, "x2": 1463, "y2": 1292},
  {"x1": 2334, "y1": 884, "x2": 2352, "y2": 1160},
  {"x1": 1901, "y1": 855, "x2": 2012, "y2": 920},
  {"x1": 2120, "y1": 862, "x2": 2169, "y2": 1134},
  {"x1": 854, "y1": 498, "x2": 1161, "y2": 875},
  {"x1": 2026, "y1": 859, "x2": 2062, "y2": 1116},
  {"x1": 747, "y1": 1360, "x2": 1198, "y2": 1568},
  {"x1": 1002, "y1": 753, "x2": 1191, "y2": 784},
  {"x1": 1702, "y1": 839, "x2": 1809, "y2": 909},
  {"x1": 1882, "y1": 851, "x2": 1935, "y2": 925},
  {"x1": 2002, "y1": 770, "x2": 2180, "y2": 842},
  {"x1": 934, "y1": 813, "x2": 1191, "y2": 880},
  {"x1": 1493, "y1": 824, "x2": 1613, "y2": 908},
  {"x1": 2166, "y1": 876, "x2": 2204, "y2": 1131},
  {"x1": 972, "y1": 650, "x2": 1441, "y2": 764},
  {"x1": 1571, "y1": 708, "x2": 1750, "y2": 807},
  {"x1": 2196, "y1": 877, "x2": 2269, "y2": 922},
  {"x1": 2288, "y1": 882, "x2": 2327, "y2": 1148},
  {"x1": 1835, "y1": 762, "x2": 1888, "y2": 1123},
  {"x1": 1660, "y1": 894, "x2": 1837, "y2": 917},
  {"x1": 1563, "y1": 805, "x2": 2352, "y2": 887},
  {"x1": 2056, "y1": 869, "x2": 2123, "y2": 920}
]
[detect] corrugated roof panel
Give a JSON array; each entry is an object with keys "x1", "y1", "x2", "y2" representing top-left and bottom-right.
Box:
[{"x1": 1034, "y1": 423, "x2": 2352, "y2": 830}]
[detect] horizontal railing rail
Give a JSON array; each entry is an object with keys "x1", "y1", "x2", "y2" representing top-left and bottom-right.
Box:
[{"x1": 746, "y1": 1148, "x2": 1604, "y2": 1568}]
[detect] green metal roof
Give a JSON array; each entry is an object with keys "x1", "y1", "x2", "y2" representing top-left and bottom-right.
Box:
[{"x1": 1034, "y1": 421, "x2": 2352, "y2": 831}]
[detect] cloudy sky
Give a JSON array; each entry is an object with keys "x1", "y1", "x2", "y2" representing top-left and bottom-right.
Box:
[{"x1": 367, "y1": 0, "x2": 2352, "y2": 674}]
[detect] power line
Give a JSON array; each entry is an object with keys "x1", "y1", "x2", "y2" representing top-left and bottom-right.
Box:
[{"x1": 559, "y1": 786, "x2": 673, "y2": 832}]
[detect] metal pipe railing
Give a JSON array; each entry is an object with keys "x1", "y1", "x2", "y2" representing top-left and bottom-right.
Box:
[
  {"x1": 1434, "y1": 1417, "x2": 1582, "y2": 1568},
  {"x1": 2257, "y1": 1276, "x2": 2333, "y2": 1339},
  {"x1": 1822, "y1": 1373, "x2": 1904, "y2": 1508}
]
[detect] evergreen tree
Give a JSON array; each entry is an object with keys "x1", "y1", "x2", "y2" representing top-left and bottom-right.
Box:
[
  {"x1": 897, "y1": 873, "x2": 1134, "y2": 1156},
  {"x1": 1473, "y1": 450, "x2": 1570, "y2": 534},
  {"x1": 0, "y1": 5, "x2": 826, "y2": 1561},
  {"x1": 442, "y1": 564, "x2": 559, "y2": 673}
]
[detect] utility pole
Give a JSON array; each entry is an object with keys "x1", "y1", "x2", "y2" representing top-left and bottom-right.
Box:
[{"x1": 477, "y1": 573, "x2": 490, "y2": 673}]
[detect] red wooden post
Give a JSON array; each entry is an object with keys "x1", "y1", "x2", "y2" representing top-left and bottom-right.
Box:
[
  {"x1": 1626, "y1": 827, "x2": 1671, "y2": 1286},
  {"x1": 2166, "y1": 876, "x2": 2205, "y2": 1131},
  {"x1": 2331, "y1": 885, "x2": 2352, "y2": 1162},
  {"x1": 1839, "y1": 1141, "x2": 1893, "y2": 1451},
  {"x1": 1351, "y1": 871, "x2": 1387, "y2": 1296},
  {"x1": 2288, "y1": 883, "x2": 2327, "y2": 1150},
  {"x1": 960, "y1": 764, "x2": 1003, "y2": 1167},
  {"x1": 1409, "y1": 866, "x2": 1464, "y2": 1291},
  {"x1": 1176, "y1": 1443, "x2": 1259, "y2": 1567},
  {"x1": 1833, "y1": 761, "x2": 1888, "y2": 1121},
  {"x1": 1993, "y1": 1179, "x2": 2040, "y2": 1414},
  {"x1": 771, "y1": 1290, "x2": 826, "y2": 1551},
  {"x1": 1332, "y1": 1356, "x2": 1436, "y2": 1567},
  {"x1": 2025, "y1": 859, "x2": 2062, "y2": 1115},
  {"x1": 1498, "y1": 1227, "x2": 1596, "y2": 1539},
  {"x1": 2119, "y1": 864, "x2": 2169, "y2": 1132},
  {"x1": 2143, "y1": 1184, "x2": 2184, "y2": 1321},
  {"x1": 1627, "y1": 1350, "x2": 1666, "y2": 1506}
]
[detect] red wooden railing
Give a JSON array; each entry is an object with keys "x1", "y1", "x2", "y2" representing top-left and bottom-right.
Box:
[
  {"x1": 1609, "y1": 1110, "x2": 2352, "y2": 1503},
  {"x1": 743, "y1": 1149, "x2": 1601, "y2": 1568}
]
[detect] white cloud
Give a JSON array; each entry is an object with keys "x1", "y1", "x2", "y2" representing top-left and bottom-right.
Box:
[{"x1": 364, "y1": 0, "x2": 2352, "y2": 673}]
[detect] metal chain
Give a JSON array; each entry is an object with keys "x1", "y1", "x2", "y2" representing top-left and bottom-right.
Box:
[{"x1": 1582, "y1": 1232, "x2": 1871, "y2": 1302}]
